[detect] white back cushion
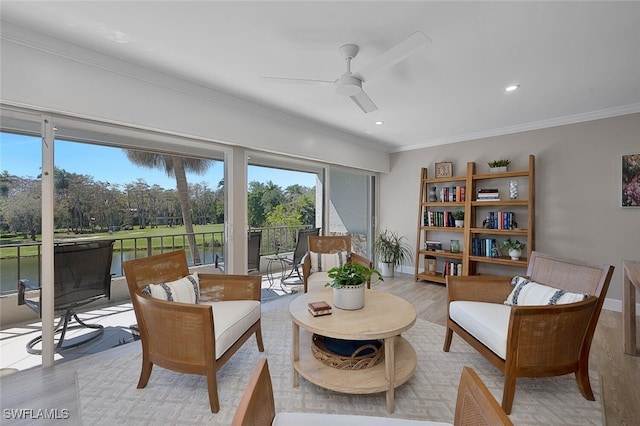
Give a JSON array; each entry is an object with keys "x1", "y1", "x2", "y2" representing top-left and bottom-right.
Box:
[
  {"x1": 505, "y1": 276, "x2": 589, "y2": 306},
  {"x1": 309, "y1": 251, "x2": 348, "y2": 273},
  {"x1": 142, "y1": 273, "x2": 200, "y2": 304}
]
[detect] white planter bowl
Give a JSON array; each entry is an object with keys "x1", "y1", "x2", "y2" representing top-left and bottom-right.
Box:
[
  {"x1": 333, "y1": 283, "x2": 365, "y2": 310},
  {"x1": 380, "y1": 262, "x2": 395, "y2": 278},
  {"x1": 508, "y1": 248, "x2": 522, "y2": 260}
]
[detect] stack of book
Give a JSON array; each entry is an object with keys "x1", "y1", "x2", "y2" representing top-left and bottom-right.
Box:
[
  {"x1": 477, "y1": 188, "x2": 500, "y2": 201},
  {"x1": 308, "y1": 301, "x2": 332, "y2": 317}
]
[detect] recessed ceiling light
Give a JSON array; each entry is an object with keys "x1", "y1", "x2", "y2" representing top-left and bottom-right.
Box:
[
  {"x1": 505, "y1": 85, "x2": 520, "y2": 92},
  {"x1": 375, "y1": 121, "x2": 384, "y2": 125}
]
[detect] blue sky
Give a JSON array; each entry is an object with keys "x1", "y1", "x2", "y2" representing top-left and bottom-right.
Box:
[{"x1": 0, "y1": 132, "x2": 316, "y2": 190}]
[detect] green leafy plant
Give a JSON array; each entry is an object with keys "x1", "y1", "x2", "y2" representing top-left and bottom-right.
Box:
[
  {"x1": 452, "y1": 211, "x2": 465, "y2": 220},
  {"x1": 488, "y1": 159, "x2": 511, "y2": 168},
  {"x1": 373, "y1": 229, "x2": 413, "y2": 268},
  {"x1": 325, "y1": 262, "x2": 383, "y2": 288},
  {"x1": 501, "y1": 238, "x2": 525, "y2": 250}
]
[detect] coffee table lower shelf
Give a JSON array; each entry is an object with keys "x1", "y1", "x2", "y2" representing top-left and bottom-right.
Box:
[{"x1": 293, "y1": 329, "x2": 417, "y2": 395}]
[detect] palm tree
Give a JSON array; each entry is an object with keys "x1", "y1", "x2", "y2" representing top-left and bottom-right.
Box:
[{"x1": 124, "y1": 150, "x2": 212, "y2": 265}]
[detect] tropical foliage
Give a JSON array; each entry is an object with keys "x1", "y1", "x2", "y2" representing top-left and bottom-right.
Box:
[{"x1": 325, "y1": 262, "x2": 383, "y2": 288}]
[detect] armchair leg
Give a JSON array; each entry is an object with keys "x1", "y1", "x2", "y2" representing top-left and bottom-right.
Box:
[
  {"x1": 575, "y1": 367, "x2": 595, "y2": 400},
  {"x1": 255, "y1": 326, "x2": 265, "y2": 352},
  {"x1": 443, "y1": 326, "x2": 453, "y2": 352},
  {"x1": 501, "y1": 373, "x2": 516, "y2": 415},
  {"x1": 137, "y1": 358, "x2": 153, "y2": 389},
  {"x1": 206, "y1": 371, "x2": 220, "y2": 413}
]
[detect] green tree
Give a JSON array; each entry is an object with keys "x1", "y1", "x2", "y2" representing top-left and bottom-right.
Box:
[{"x1": 124, "y1": 150, "x2": 213, "y2": 264}]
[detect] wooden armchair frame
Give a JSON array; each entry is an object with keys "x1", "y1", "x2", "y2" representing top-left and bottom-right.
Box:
[
  {"x1": 443, "y1": 251, "x2": 614, "y2": 414},
  {"x1": 232, "y1": 360, "x2": 512, "y2": 426},
  {"x1": 301, "y1": 235, "x2": 373, "y2": 293},
  {"x1": 123, "y1": 250, "x2": 264, "y2": 413}
]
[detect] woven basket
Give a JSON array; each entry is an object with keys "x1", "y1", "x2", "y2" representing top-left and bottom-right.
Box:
[{"x1": 311, "y1": 334, "x2": 384, "y2": 370}]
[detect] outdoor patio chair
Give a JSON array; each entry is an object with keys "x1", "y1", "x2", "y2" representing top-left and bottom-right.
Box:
[
  {"x1": 443, "y1": 251, "x2": 614, "y2": 414},
  {"x1": 301, "y1": 235, "x2": 373, "y2": 292},
  {"x1": 123, "y1": 249, "x2": 264, "y2": 413},
  {"x1": 280, "y1": 227, "x2": 320, "y2": 282},
  {"x1": 232, "y1": 358, "x2": 512, "y2": 425},
  {"x1": 17, "y1": 240, "x2": 115, "y2": 354},
  {"x1": 214, "y1": 231, "x2": 262, "y2": 273}
]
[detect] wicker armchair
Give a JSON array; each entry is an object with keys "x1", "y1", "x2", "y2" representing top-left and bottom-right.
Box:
[
  {"x1": 123, "y1": 250, "x2": 264, "y2": 413},
  {"x1": 443, "y1": 251, "x2": 614, "y2": 414},
  {"x1": 301, "y1": 235, "x2": 373, "y2": 292},
  {"x1": 232, "y1": 359, "x2": 512, "y2": 425}
]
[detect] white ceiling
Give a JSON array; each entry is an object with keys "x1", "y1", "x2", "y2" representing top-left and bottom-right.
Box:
[{"x1": 2, "y1": 1, "x2": 640, "y2": 153}]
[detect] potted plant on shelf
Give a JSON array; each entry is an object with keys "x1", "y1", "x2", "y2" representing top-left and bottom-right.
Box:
[
  {"x1": 325, "y1": 262, "x2": 383, "y2": 310},
  {"x1": 501, "y1": 238, "x2": 526, "y2": 260},
  {"x1": 488, "y1": 159, "x2": 510, "y2": 173},
  {"x1": 453, "y1": 211, "x2": 465, "y2": 228},
  {"x1": 373, "y1": 229, "x2": 413, "y2": 278}
]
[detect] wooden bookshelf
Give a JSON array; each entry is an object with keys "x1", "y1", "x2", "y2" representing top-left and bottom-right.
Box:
[{"x1": 414, "y1": 155, "x2": 535, "y2": 283}]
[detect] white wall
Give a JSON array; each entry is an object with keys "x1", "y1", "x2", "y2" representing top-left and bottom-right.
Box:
[
  {"x1": 381, "y1": 113, "x2": 640, "y2": 308},
  {"x1": 0, "y1": 24, "x2": 389, "y2": 173}
]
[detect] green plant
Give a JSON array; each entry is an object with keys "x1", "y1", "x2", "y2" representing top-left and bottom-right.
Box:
[
  {"x1": 325, "y1": 262, "x2": 383, "y2": 288},
  {"x1": 501, "y1": 238, "x2": 525, "y2": 250},
  {"x1": 488, "y1": 159, "x2": 511, "y2": 168},
  {"x1": 452, "y1": 211, "x2": 465, "y2": 220},
  {"x1": 373, "y1": 229, "x2": 413, "y2": 268}
]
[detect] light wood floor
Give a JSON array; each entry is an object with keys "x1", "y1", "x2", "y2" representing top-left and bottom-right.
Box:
[{"x1": 1, "y1": 274, "x2": 638, "y2": 425}]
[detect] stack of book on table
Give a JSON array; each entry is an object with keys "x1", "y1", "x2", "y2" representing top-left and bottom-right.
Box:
[
  {"x1": 308, "y1": 301, "x2": 332, "y2": 317},
  {"x1": 477, "y1": 188, "x2": 500, "y2": 201}
]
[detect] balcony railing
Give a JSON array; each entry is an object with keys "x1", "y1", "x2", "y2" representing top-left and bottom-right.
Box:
[{"x1": 0, "y1": 225, "x2": 313, "y2": 296}]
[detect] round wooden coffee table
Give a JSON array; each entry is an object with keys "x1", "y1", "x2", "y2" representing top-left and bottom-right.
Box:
[{"x1": 289, "y1": 289, "x2": 417, "y2": 413}]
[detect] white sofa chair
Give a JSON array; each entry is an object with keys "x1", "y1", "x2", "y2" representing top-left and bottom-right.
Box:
[
  {"x1": 123, "y1": 250, "x2": 264, "y2": 413},
  {"x1": 443, "y1": 251, "x2": 614, "y2": 414},
  {"x1": 301, "y1": 235, "x2": 373, "y2": 292},
  {"x1": 232, "y1": 358, "x2": 513, "y2": 426}
]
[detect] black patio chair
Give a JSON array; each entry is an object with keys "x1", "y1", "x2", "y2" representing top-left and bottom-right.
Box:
[
  {"x1": 18, "y1": 240, "x2": 114, "y2": 354},
  {"x1": 215, "y1": 231, "x2": 263, "y2": 273},
  {"x1": 281, "y1": 227, "x2": 320, "y2": 282}
]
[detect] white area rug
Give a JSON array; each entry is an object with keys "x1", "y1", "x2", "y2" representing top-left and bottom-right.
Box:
[{"x1": 76, "y1": 306, "x2": 603, "y2": 425}]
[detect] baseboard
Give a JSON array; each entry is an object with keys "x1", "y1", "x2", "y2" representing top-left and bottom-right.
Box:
[{"x1": 603, "y1": 298, "x2": 640, "y2": 314}]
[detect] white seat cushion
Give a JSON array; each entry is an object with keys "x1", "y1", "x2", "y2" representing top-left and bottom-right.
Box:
[
  {"x1": 449, "y1": 301, "x2": 511, "y2": 359},
  {"x1": 306, "y1": 271, "x2": 330, "y2": 292},
  {"x1": 200, "y1": 300, "x2": 260, "y2": 359},
  {"x1": 274, "y1": 412, "x2": 451, "y2": 426}
]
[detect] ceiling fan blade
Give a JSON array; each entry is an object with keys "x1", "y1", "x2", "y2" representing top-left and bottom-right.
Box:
[
  {"x1": 353, "y1": 31, "x2": 431, "y2": 82},
  {"x1": 350, "y1": 89, "x2": 378, "y2": 113},
  {"x1": 260, "y1": 76, "x2": 334, "y2": 86}
]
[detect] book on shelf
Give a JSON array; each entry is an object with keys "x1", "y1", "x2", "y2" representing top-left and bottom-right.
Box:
[
  {"x1": 437, "y1": 186, "x2": 466, "y2": 202},
  {"x1": 308, "y1": 301, "x2": 332, "y2": 316},
  {"x1": 482, "y1": 211, "x2": 516, "y2": 230},
  {"x1": 425, "y1": 240, "x2": 442, "y2": 251},
  {"x1": 477, "y1": 188, "x2": 500, "y2": 201},
  {"x1": 442, "y1": 261, "x2": 463, "y2": 277}
]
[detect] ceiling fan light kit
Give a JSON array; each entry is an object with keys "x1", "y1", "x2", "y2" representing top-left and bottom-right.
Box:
[{"x1": 263, "y1": 31, "x2": 430, "y2": 114}]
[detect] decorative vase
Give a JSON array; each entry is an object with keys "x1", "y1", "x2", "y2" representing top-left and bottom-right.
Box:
[
  {"x1": 333, "y1": 283, "x2": 365, "y2": 310},
  {"x1": 508, "y1": 249, "x2": 522, "y2": 260},
  {"x1": 509, "y1": 180, "x2": 519, "y2": 199},
  {"x1": 380, "y1": 262, "x2": 395, "y2": 278},
  {"x1": 428, "y1": 186, "x2": 437, "y2": 202},
  {"x1": 455, "y1": 219, "x2": 464, "y2": 228},
  {"x1": 489, "y1": 166, "x2": 507, "y2": 173}
]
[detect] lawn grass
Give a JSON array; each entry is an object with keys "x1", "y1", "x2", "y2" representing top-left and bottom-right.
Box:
[{"x1": 0, "y1": 224, "x2": 225, "y2": 259}]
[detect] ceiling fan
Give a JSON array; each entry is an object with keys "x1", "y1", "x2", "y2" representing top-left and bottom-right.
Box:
[{"x1": 262, "y1": 31, "x2": 431, "y2": 113}]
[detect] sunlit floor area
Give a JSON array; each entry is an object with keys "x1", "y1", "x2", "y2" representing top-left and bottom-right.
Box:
[{"x1": 0, "y1": 271, "x2": 300, "y2": 375}]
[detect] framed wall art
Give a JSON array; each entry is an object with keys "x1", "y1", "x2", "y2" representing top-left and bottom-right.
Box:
[
  {"x1": 622, "y1": 154, "x2": 640, "y2": 207},
  {"x1": 435, "y1": 161, "x2": 453, "y2": 178}
]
